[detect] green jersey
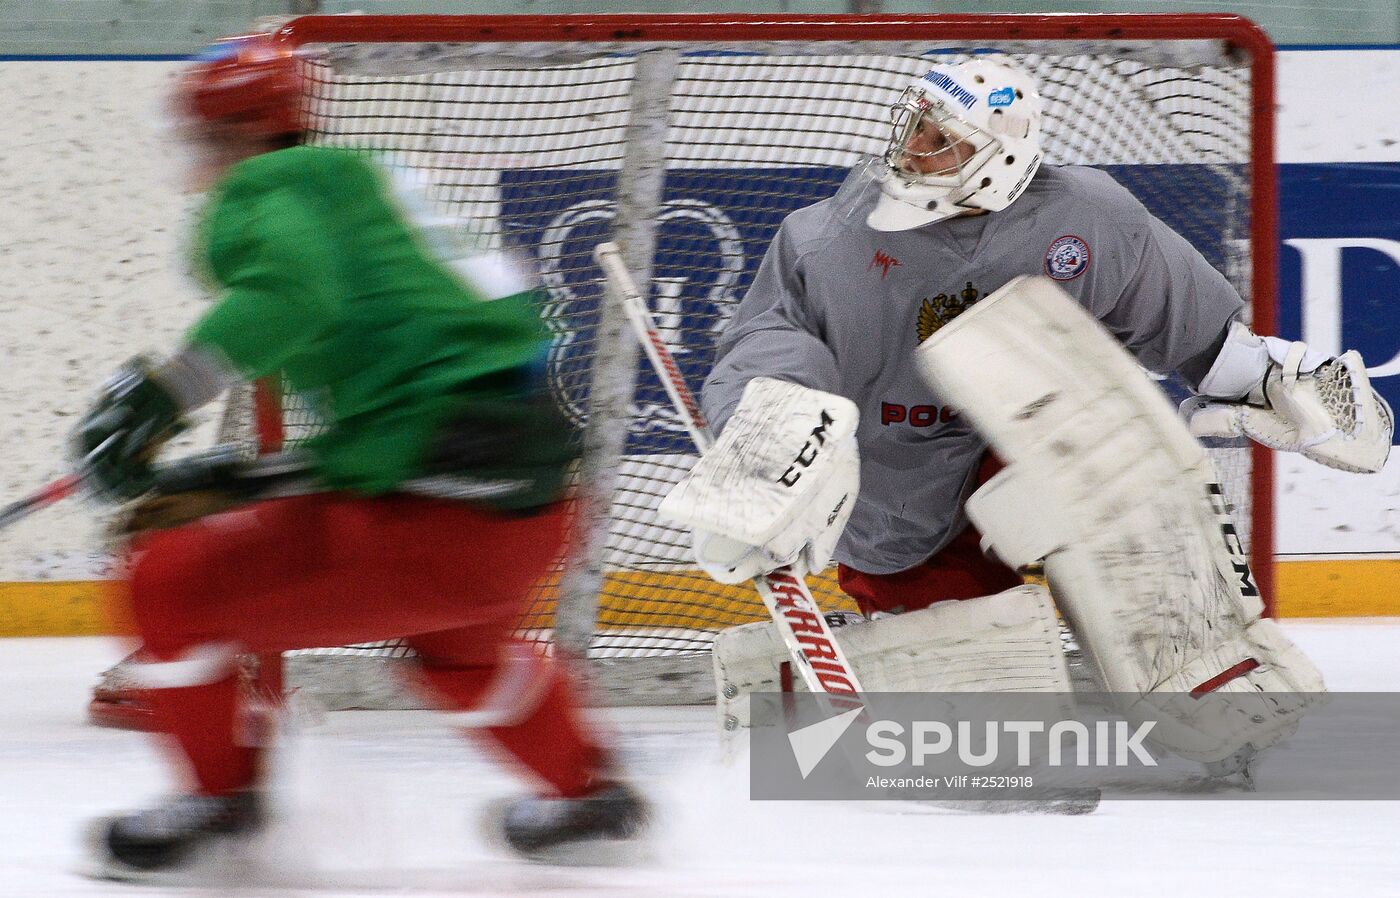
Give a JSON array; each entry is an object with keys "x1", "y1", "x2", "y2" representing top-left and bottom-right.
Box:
[{"x1": 188, "y1": 145, "x2": 574, "y2": 507}]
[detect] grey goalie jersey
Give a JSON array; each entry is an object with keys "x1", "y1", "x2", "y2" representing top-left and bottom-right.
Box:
[{"x1": 701, "y1": 164, "x2": 1245, "y2": 576}]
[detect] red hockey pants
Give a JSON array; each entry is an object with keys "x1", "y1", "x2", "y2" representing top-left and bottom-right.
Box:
[
  {"x1": 837, "y1": 526, "x2": 1023, "y2": 615},
  {"x1": 119, "y1": 493, "x2": 608, "y2": 798},
  {"x1": 836, "y1": 453, "x2": 1022, "y2": 615}
]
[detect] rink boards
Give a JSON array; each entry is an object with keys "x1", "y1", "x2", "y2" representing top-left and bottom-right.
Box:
[{"x1": 0, "y1": 49, "x2": 1397, "y2": 634}]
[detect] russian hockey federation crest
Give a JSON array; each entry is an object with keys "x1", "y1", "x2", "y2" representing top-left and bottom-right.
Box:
[
  {"x1": 1045, "y1": 235, "x2": 1090, "y2": 281},
  {"x1": 917, "y1": 282, "x2": 981, "y2": 343}
]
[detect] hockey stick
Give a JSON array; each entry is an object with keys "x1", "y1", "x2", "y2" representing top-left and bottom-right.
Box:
[
  {"x1": 593, "y1": 241, "x2": 864, "y2": 703},
  {"x1": 0, "y1": 474, "x2": 84, "y2": 532},
  {"x1": 0, "y1": 433, "x2": 125, "y2": 532},
  {"x1": 0, "y1": 440, "x2": 315, "y2": 534}
]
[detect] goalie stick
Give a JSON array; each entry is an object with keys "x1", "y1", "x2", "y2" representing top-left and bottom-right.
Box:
[
  {"x1": 595, "y1": 245, "x2": 1099, "y2": 814},
  {"x1": 593, "y1": 241, "x2": 864, "y2": 702}
]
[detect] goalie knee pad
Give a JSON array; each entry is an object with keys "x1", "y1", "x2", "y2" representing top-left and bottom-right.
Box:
[{"x1": 917, "y1": 276, "x2": 1326, "y2": 764}]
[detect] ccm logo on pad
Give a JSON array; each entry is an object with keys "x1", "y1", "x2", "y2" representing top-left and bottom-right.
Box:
[{"x1": 778, "y1": 410, "x2": 837, "y2": 487}]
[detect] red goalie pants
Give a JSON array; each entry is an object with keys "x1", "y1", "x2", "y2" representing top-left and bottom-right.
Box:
[
  {"x1": 119, "y1": 493, "x2": 609, "y2": 799},
  {"x1": 836, "y1": 454, "x2": 1021, "y2": 616},
  {"x1": 837, "y1": 525, "x2": 1023, "y2": 616}
]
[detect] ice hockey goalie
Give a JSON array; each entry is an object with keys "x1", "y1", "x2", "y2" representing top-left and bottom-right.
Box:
[{"x1": 709, "y1": 277, "x2": 1334, "y2": 776}]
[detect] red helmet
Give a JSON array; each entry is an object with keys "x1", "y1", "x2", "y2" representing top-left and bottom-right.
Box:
[{"x1": 176, "y1": 32, "x2": 305, "y2": 137}]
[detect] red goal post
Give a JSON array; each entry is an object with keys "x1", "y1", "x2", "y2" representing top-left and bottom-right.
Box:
[{"x1": 249, "y1": 13, "x2": 1276, "y2": 705}]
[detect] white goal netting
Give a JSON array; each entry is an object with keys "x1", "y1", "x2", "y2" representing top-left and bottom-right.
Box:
[{"x1": 224, "y1": 16, "x2": 1272, "y2": 706}]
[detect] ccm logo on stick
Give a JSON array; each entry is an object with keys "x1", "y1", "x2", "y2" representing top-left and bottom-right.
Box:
[
  {"x1": 778, "y1": 411, "x2": 836, "y2": 487},
  {"x1": 881, "y1": 402, "x2": 957, "y2": 427}
]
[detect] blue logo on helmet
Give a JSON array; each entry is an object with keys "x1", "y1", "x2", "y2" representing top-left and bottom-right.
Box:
[
  {"x1": 988, "y1": 87, "x2": 1016, "y2": 108},
  {"x1": 919, "y1": 70, "x2": 978, "y2": 109}
]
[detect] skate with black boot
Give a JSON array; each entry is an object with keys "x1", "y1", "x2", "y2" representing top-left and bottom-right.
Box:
[
  {"x1": 489, "y1": 780, "x2": 651, "y2": 865},
  {"x1": 85, "y1": 790, "x2": 265, "y2": 882}
]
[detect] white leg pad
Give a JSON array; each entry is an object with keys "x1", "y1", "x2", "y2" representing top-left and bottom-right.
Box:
[
  {"x1": 715, "y1": 584, "x2": 1072, "y2": 729},
  {"x1": 917, "y1": 276, "x2": 1326, "y2": 764},
  {"x1": 1130, "y1": 618, "x2": 1325, "y2": 761},
  {"x1": 965, "y1": 465, "x2": 1068, "y2": 568}
]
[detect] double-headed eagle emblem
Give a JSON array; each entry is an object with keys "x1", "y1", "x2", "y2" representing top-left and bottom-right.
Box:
[{"x1": 916, "y1": 282, "x2": 982, "y2": 343}]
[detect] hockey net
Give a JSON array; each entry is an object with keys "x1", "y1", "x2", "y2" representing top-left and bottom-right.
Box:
[{"x1": 219, "y1": 14, "x2": 1276, "y2": 708}]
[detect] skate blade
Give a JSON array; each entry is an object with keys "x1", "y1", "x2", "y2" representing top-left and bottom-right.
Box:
[
  {"x1": 962, "y1": 789, "x2": 1101, "y2": 816},
  {"x1": 513, "y1": 834, "x2": 654, "y2": 867}
]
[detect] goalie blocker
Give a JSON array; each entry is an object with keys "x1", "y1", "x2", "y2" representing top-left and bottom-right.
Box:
[
  {"x1": 658, "y1": 376, "x2": 860, "y2": 586},
  {"x1": 916, "y1": 275, "x2": 1325, "y2": 764}
]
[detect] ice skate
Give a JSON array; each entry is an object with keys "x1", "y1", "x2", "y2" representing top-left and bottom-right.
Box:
[
  {"x1": 86, "y1": 791, "x2": 264, "y2": 881},
  {"x1": 493, "y1": 781, "x2": 650, "y2": 864}
]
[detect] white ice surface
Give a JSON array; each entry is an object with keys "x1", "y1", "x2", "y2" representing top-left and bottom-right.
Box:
[{"x1": 2, "y1": 622, "x2": 1399, "y2": 898}]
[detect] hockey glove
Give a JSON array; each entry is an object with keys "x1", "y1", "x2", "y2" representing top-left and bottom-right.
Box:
[
  {"x1": 72, "y1": 358, "x2": 185, "y2": 503},
  {"x1": 658, "y1": 377, "x2": 860, "y2": 584},
  {"x1": 113, "y1": 448, "x2": 319, "y2": 538},
  {"x1": 1184, "y1": 329, "x2": 1393, "y2": 474},
  {"x1": 116, "y1": 489, "x2": 240, "y2": 538}
]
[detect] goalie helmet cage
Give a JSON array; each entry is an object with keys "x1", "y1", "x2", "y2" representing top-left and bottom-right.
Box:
[{"x1": 245, "y1": 12, "x2": 1277, "y2": 708}]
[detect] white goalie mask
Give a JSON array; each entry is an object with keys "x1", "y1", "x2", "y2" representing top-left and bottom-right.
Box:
[{"x1": 865, "y1": 60, "x2": 1044, "y2": 231}]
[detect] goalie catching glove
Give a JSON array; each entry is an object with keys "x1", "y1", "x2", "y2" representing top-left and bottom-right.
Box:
[
  {"x1": 658, "y1": 377, "x2": 859, "y2": 584},
  {"x1": 1184, "y1": 321, "x2": 1393, "y2": 474}
]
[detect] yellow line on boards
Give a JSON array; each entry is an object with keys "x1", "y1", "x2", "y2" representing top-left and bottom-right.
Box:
[
  {"x1": 0, "y1": 559, "x2": 1394, "y2": 637},
  {"x1": 0, "y1": 581, "x2": 125, "y2": 637},
  {"x1": 1274, "y1": 557, "x2": 1400, "y2": 618}
]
